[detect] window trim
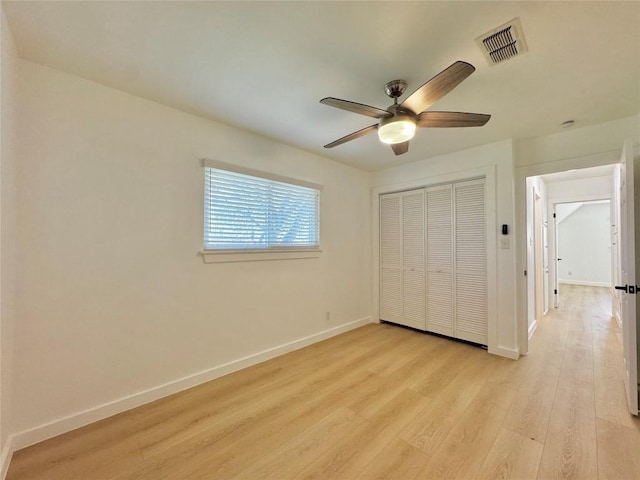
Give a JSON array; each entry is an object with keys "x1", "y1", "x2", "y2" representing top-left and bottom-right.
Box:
[
  {"x1": 200, "y1": 159, "x2": 323, "y2": 262},
  {"x1": 200, "y1": 248, "x2": 322, "y2": 264}
]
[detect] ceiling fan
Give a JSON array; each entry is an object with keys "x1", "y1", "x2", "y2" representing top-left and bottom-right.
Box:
[{"x1": 320, "y1": 61, "x2": 491, "y2": 156}]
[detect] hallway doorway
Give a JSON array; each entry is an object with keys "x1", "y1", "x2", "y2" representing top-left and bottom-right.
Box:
[{"x1": 525, "y1": 164, "x2": 615, "y2": 337}]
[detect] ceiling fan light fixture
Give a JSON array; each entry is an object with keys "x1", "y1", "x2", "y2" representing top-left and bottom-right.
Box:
[{"x1": 378, "y1": 116, "x2": 416, "y2": 144}]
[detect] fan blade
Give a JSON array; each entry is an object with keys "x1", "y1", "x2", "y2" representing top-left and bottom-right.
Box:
[
  {"x1": 324, "y1": 124, "x2": 378, "y2": 148},
  {"x1": 400, "y1": 61, "x2": 476, "y2": 114},
  {"x1": 391, "y1": 141, "x2": 409, "y2": 156},
  {"x1": 416, "y1": 111, "x2": 491, "y2": 128},
  {"x1": 320, "y1": 97, "x2": 392, "y2": 119}
]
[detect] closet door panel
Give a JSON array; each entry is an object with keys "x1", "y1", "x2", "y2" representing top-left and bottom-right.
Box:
[
  {"x1": 379, "y1": 194, "x2": 403, "y2": 323},
  {"x1": 402, "y1": 190, "x2": 426, "y2": 329},
  {"x1": 426, "y1": 185, "x2": 454, "y2": 335},
  {"x1": 455, "y1": 179, "x2": 487, "y2": 344}
]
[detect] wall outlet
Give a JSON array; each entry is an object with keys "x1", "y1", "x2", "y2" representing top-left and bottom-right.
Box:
[{"x1": 325, "y1": 311, "x2": 331, "y2": 321}]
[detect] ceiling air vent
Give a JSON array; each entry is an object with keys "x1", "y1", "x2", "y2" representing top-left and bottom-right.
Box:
[{"x1": 475, "y1": 17, "x2": 528, "y2": 66}]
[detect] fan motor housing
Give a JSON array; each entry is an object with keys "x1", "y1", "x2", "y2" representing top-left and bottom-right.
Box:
[{"x1": 384, "y1": 80, "x2": 407, "y2": 99}]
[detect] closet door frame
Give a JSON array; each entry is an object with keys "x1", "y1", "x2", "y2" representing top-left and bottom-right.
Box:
[{"x1": 372, "y1": 166, "x2": 498, "y2": 356}]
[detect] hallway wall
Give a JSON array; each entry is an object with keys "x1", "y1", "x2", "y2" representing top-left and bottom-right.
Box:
[{"x1": 557, "y1": 202, "x2": 611, "y2": 286}]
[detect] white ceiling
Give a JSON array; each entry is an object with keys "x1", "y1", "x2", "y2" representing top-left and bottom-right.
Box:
[{"x1": 3, "y1": 1, "x2": 639, "y2": 171}]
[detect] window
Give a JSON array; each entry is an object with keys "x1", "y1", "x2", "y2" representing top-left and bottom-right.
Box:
[{"x1": 203, "y1": 160, "x2": 321, "y2": 256}]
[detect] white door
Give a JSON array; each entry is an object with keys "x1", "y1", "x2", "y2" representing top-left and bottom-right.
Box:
[
  {"x1": 380, "y1": 193, "x2": 403, "y2": 325},
  {"x1": 543, "y1": 221, "x2": 549, "y2": 312},
  {"x1": 402, "y1": 190, "x2": 426, "y2": 330},
  {"x1": 454, "y1": 179, "x2": 488, "y2": 345},
  {"x1": 553, "y1": 205, "x2": 560, "y2": 308},
  {"x1": 617, "y1": 140, "x2": 639, "y2": 415},
  {"x1": 534, "y1": 192, "x2": 544, "y2": 321},
  {"x1": 425, "y1": 184, "x2": 455, "y2": 337}
]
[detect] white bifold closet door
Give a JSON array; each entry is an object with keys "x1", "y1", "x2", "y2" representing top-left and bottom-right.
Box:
[
  {"x1": 379, "y1": 189, "x2": 425, "y2": 330},
  {"x1": 380, "y1": 178, "x2": 487, "y2": 346}
]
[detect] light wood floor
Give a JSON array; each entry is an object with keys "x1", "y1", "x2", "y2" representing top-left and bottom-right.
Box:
[{"x1": 8, "y1": 285, "x2": 640, "y2": 479}]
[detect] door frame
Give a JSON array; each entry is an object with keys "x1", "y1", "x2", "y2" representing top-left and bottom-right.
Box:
[{"x1": 515, "y1": 150, "x2": 620, "y2": 356}]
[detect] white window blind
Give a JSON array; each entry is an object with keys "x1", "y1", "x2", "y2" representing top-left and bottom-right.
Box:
[{"x1": 204, "y1": 164, "x2": 320, "y2": 251}]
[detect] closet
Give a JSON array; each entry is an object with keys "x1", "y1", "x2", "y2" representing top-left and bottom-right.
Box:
[{"x1": 379, "y1": 178, "x2": 488, "y2": 345}]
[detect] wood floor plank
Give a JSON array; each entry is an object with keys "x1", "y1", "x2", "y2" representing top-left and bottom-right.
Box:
[
  {"x1": 414, "y1": 389, "x2": 509, "y2": 479},
  {"x1": 6, "y1": 415, "x2": 144, "y2": 480},
  {"x1": 233, "y1": 407, "x2": 363, "y2": 480},
  {"x1": 475, "y1": 427, "x2": 544, "y2": 480},
  {"x1": 596, "y1": 417, "x2": 640, "y2": 480},
  {"x1": 296, "y1": 388, "x2": 428, "y2": 480},
  {"x1": 399, "y1": 345, "x2": 501, "y2": 455},
  {"x1": 593, "y1": 316, "x2": 637, "y2": 430},
  {"x1": 497, "y1": 361, "x2": 559, "y2": 443},
  {"x1": 407, "y1": 340, "x2": 480, "y2": 398},
  {"x1": 356, "y1": 437, "x2": 428, "y2": 480}
]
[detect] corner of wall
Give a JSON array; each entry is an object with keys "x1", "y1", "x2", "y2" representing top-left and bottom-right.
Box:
[
  {"x1": 0, "y1": 5, "x2": 20, "y2": 477},
  {"x1": 0, "y1": 435, "x2": 13, "y2": 480}
]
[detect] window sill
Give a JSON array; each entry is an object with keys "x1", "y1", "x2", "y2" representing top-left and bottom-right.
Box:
[{"x1": 200, "y1": 248, "x2": 322, "y2": 264}]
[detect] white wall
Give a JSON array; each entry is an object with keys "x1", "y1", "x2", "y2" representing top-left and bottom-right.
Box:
[
  {"x1": 12, "y1": 59, "x2": 372, "y2": 446},
  {"x1": 0, "y1": 8, "x2": 19, "y2": 473},
  {"x1": 557, "y1": 203, "x2": 611, "y2": 286},
  {"x1": 372, "y1": 140, "x2": 518, "y2": 359},
  {"x1": 547, "y1": 175, "x2": 613, "y2": 203}
]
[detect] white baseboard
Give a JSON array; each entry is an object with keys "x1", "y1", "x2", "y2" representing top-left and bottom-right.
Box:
[
  {"x1": 489, "y1": 345, "x2": 520, "y2": 360},
  {"x1": 11, "y1": 316, "x2": 372, "y2": 452},
  {"x1": 528, "y1": 320, "x2": 538, "y2": 340},
  {"x1": 0, "y1": 436, "x2": 14, "y2": 480},
  {"x1": 559, "y1": 280, "x2": 611, "y2": 287}
]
